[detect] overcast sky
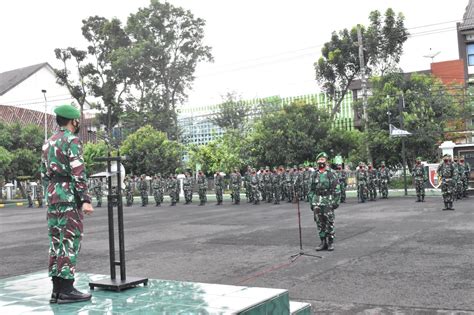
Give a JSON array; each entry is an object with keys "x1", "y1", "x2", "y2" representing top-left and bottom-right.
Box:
[{"x1": 0, "y1": 0, "x2": 469, "y2": 108}]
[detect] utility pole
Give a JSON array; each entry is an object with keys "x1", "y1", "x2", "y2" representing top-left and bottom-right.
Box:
[
  {"x1": 357, "y1": 25, "x2": 372, "y2": 163},
  {"x1": 41, "y1": 90, "x2": 48, "y2": 141},
  {"x1": 399, "y1": 93, "x2": 408, "y2": 196}
]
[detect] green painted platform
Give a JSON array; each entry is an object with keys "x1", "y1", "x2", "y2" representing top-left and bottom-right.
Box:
[{"x1": 0, "y1": 272, "x2": 311, "y2": 314}]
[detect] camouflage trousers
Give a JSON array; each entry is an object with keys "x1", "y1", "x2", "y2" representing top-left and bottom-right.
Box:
[
  {"x1": 37, "y1": 196, "x2": 43, "y2": 207},
  {"x1": 265, "y1": 184, "x2": 272, "y2": 202},
  {"x1": 379, "y1": 180, "x2": 388, "y2": 198},
  {"x1": 95, "y1": 192, "x2": 102, "y2": 207},
  {"x1": 153, "y1": 189, "x2": 163, "y2": 205},
  {"x1": 415, "y1": 178, "x2": 425, "y2": 197},
  {"x1": 273, "y1": 187, "x2": 281, "y2": 204},
  {"x1": 462, "y1": 177, "x2": 469, "y2": 196},
  {"x1": 231, "y1": 186, "x2": 240, "y2": 203},
  {"x1": 199, "y1": 188, "x2": 207, "y2": 203},
  {"x1": 368, "y1": 181, "x2": 377, "y2": 200},
  {"x1": 169, "y1": 191, "x2": 178, "y2": 204},
  {"x1": 125, "y1": 190, "x2": 133, "y2": 206},
  {"x1": 27, "y1": 193, "x2": 33, "y2": 207},
  {"x1": 441, "y1": 180, "x2": 454, "y2": 203},
  {"x1": 216, "y1": 187, "x2": 223, "y2": 202},
  {"x1": 310, "y1": 194, "x2": 335, "y2": 240},
  {"x1": 251, "y1": 185, "x2": 260, "y2": 204},
  {"x1": 47, "y1": 203, "x2": 83, "y2": 280},
  {"x1": 339, "y1": 184, "x2": 346, "y2": 202},
  {"x1": 184, "y1": 188, "x2": 193, "y2": 203},
  {"x1": 286, "y1": 184, "x2": 294, "y2": 202},
  {"x1": 140, "y1": 190, "x2": 148, "y2": 206}
]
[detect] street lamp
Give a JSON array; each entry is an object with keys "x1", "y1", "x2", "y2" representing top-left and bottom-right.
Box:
[{"x1": 41, "y1": 90, "x2": 47, "y2": 141}]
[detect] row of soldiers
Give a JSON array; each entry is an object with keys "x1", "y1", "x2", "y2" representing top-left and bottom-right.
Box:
[
  {"x1": 436, "y1": 154, "x2": 471, "y2": 210},
  {"x1": 355, "y1": 161, "x2": 391, "y2": 202}
]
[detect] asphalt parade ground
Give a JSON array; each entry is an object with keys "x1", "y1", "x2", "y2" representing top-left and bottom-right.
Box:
[{"x1": 1, "y1": 194, "x2": 473, "y2": 314}]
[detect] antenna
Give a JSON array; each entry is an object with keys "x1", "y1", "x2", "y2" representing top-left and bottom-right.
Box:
[{"x1": 423, "y1": 48, "x2": 441, "y2": 63}]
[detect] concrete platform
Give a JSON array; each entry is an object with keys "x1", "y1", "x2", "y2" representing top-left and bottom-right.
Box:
[{"x1": 0, "y1": 272, "x2": 311, "y2": 314}]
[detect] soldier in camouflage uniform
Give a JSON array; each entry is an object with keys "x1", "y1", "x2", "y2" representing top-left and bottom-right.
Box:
[
  {"x1": 167, "y1": 174, "x2": 178, "y2": 206},
  {"x1": 93, "y1": 179, "x2": 103, "y2": 207},
  {"x1": 139, "y1": 174, "x2": 148, "y2": 207},
  {"x1": 454, "y1": 157, "x2": 464, "y2": 200},
  {"x1": 285, "y1": 167, "x2": 294, "y2": 202},
  {"x1": 309, "y1": 152, "x2": 339, "y2": 251},
  {"x1": 438, "y1": 154, "x2": 456, "y2": 210},
  {"x1": 36, "y1": 179, "x2": 44, "y2": 208},
  {"x1": 215, "y1": 171, "x2": 224, "y2": 205},
  {"x1": 367, "y1": 163, "x2": 378, "y2": 201},
  {"x1": 250, "y1": 169, "x2": 261, "y2": 204},
  {"x1": 336, "y1": 164, "x2": 347, "y2": 203},
  {"x1": 124, "y1": 175, "x2": 134, "y2": 206},
  {"x1": 152, "y1": 174, "x2": 164, "y2": 206},
  {"x1": 230, "y1": 168, "x2": 242, "y2": 205},
  {"x1": 263, "y1": 167, "x2": 272, "y2": 203},
  {"x1": 244, "y1": 166, "x2": 252, "y2": 203},
  {"x1": 26, "y1": 181, "x2": 34, "y2": 208},
  {"x1": 183, "y1": 172, "x2": 193, "y2": 204},
  {"x1": 271, "y1": 167, "x2": 282, "y2": 205},
  {"x1": 197, "y1": 171, "x2": 208, "y2": 206},
  {"x1": 412, "y1": 157, "x2": 427, "y2": 202},
  {"x1": 459, "y1": 156, "x2": 471, "y2": 198},
  {"x1": 41, "y1": 104, "x2": 93, "y2": 303},
  {"x1": 303, "y1": 166, "x2": 311, "y2": 202},
  {"x1": 356, "y1": 162, "x2": 368, "y2": 203},
  {"x1": 378, "y1": 161, "x2": 390, "y2": 199}
]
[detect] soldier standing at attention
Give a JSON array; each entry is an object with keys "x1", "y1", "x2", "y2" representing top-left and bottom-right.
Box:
[
  {"x1": 230, "y1": 168, "x2": 242, "y2": 205},
  {"x1": 356, "y1": 162, "x2": 368, "y2": 203},
  {"x1": 367, "y1": 163, "x2": 378, "y2": 201},
  {"x1": 197, "y1": 171, "x2": 208, "y2": 206},
  {"x1": 36, "y1": 179, "x2": 44, "y2": 208},
  {"x1": 309, "y1": 152, "x2": 339, "y2": 251},
  {"x1": 336, "y1": 164, "x2": 347, "y2": 203},
  {"x1": 139, "y1": 174, "x2": 148, "y2": 207},
  {"x1": 152, "y1": 174, "x2": 164, "y2": 206},
  {"x1": 412, "y1": 157, "x2": 426, "y2": 202},
  {"x1": 215, "y1": 170, "x2": 224, "y2": 205},
  {"x1": 250, "y1": 168, "x2": 261, "y2": 204},
  {"x1": 438, "y1": 154, "x2": 456, "y2": 210},
  {"x1": 26, "y1": 181, "x2": 34, "y2": 208},
  {"x1": 124, "y1": 175, "x2": 134, "y2": 206},
  {"x1": 93, "y1": 179, "x2": 103, "y2": 208},
  {"x1": 41, "y1": 104, "x2": 93, "y2": 303},
  {"x1": 183, "y1": 172, "x2": 193, "y2": 204},
  {"x1": 459, "y1": 156, "x2": 470, "y2": 198},
  {"x1": 378, "y1": 161, "x2": 390, "y2": 199},
  {"x1": 271, "y1": 167, "x2": 281, "y2": 205}
]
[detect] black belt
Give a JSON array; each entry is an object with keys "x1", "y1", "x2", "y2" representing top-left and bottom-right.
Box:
[{"x1": 50, "y1": 175, "x2": 72, "y2": 183}]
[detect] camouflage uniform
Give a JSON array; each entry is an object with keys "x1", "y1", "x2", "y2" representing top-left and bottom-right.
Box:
[
  {"x1": 93, "y1": 179, "x2": 103, "y2": 207},
  {"x1": 285, "y1": 169, "x2": 294, "y2": 202},
  {"x1": 263, "y1": 168, "x2": 272, "y2": 203},
  {"x1": 197, "y1": 172, "x2": 208, "y2": 206},
  {"x1": 124, "y1": 176, "x2": 134, "y2": 206},
  {"x1": 244, "y1": 167, "x2": 252, "y2": 203},
  {"x1": 215, "y1": 172, "x2": 224, "y2": 205},
  {"x1": 152, "y1": 175, "x2": 164, "y2": 206},
  {"x1": 460, "y1": 158, "x2": 471, "y2": 198},
  {"x1": 271, "y1": 168, "x2": 282, "y2": 205},
  {"x1": 412, "y1": 158, "x2": 426, "y2": 202},
  {"x1": 168, "y1": 175, "x2": 178, "y2": 206},
  {"x1": 367, "y1": 165, "x2": 378, "y2": 201},
  {"x1": 438, "y1": 156, "x2": 455, "y2": 210},
  {"x1": 41, "y1": 126, "x2": 91, "y2": 281},
  {"x1": 35, "y1": 180, "x2": 44, "y2": 208},
  {"x1": 455, "y1": 159, "x2": 464, "y2": 200},
  {"x1": 139, "y1": 175, "x2": 148, "y2": 207},
  {"x1": 309, "y1": 152, "x2": 339, "y2": 251},
  {"x1": 250, "y1": 170, "x2": 261, "y2": 204},
  {"x1": 378, "y1": 163, "x2": 390, "y2": 199},
  {"x1": 303, "y1": 167, "x2": 311, "y2": 202},
  {"x1": 356, "y1": 163, "x2": 368, "y2": 203},
  {"x1": 183, "y1": 173, "x2": 193, "y2": 204},
  {"x1": 293, "y1": 168, "x2": 303, "y2": 201},
  {"x1": 336, "y1": 166, "x2": 347, "y2": 203},
  {"x1": 26, "y1": 182, "x2": 34, "y2": 208},
  {"x1": 230, "y1": 170, "x2": 242, "y2": 204}
]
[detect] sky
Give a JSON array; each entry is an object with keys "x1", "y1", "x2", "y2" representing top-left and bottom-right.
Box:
[{"x1": 0, "y1": 0, "x2": 469, "y2": 109}]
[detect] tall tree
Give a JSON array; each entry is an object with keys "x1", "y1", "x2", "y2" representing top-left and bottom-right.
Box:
[
  {"x1": 119, "y1": 0, "x2": 213, "y2": 139},
  {"x1": 211, "y1": 92, "x2": 250, "y2": 131},
  {"x1": 315, "y1": 8, "x2": 408, "y2": 118}
]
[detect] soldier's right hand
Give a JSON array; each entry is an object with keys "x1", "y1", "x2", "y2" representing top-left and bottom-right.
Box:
[{"x1": 82, "y1": 202, "x2": 94, "y2": 215}]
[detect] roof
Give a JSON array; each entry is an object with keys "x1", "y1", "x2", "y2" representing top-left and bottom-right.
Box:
[
  {"x1": 458, "y1": 0, "x2": 474, "y2": 31},
  {"x1": 0, "y1": 63, "x2": 52, "y2": 96}
]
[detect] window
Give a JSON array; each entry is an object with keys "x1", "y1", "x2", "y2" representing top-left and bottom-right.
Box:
[{"x1": 468, "y1": 43, "x2": 474, "y2": 66}]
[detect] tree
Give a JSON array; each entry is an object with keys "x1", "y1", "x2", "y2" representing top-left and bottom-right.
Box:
[
  {"x1": 249, "y1": 101, "x2": 331, "y2": 166},
  {"x1": 117, "y1": 0, "x2": 213, "y2": 139},
  {"x1": 211, "y1": 92, "x2": 250, "y2": 131},
  {"x1": 83, "y1": 141, "x2": 108, "y2": 175},
  {"x1": 315, "y1": 8, "x2": 408, "y2": 118},
  {"x1": 120, "y1": 125, "x2": 183, "y2": 175},
  {"x1": 366, "y1": 73, "x2": 462, "y2": 168},
  {"x1": 0, "y1": 146, "x2": 13, "y2": 199}
]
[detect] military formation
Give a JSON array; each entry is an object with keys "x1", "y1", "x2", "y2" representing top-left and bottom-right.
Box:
[
  {"x1": 355, "y1": 161, "x2": 392, "y2": 203},
  {"x1": 436, "y1": 154, "x2": 470, "y2": 210}
]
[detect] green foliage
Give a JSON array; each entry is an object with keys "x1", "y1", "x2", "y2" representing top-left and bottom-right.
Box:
[
  {"x1": 0, "y1": 146, "x2": 13, "y2": 177},
  {"x1": 9, "y1": 149, "x2": 41, "y2": 179},
  {"x1": 83, "y1": 141, "x2": 108, "y2": 175},
  {"x1": 121, "y1": 125, "x2": 183, "y2": 176},
  {"x1": 321, "y1": 129, "x2": 366, "y2": 166},
  {"x1": 366, "y1": 73, "x2": 461, "y2": 168},
  {"x1": 249, "y1": 102, "x2": 331, "y2": 166},
  {"x1": 211, "y1": 92, "x2": 250, "y2": 131},
  {"x1": 315, "y1": 8, "x2": 407, "y2": 118}
]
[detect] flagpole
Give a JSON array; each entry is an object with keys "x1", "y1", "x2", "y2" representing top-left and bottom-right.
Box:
[{"x1": 399, "y1": 94, "x2": 408, "y2": 196}]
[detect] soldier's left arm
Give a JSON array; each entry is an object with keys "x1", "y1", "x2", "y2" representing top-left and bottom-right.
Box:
[{"x1": 68, "y1": 137, "x2": 92, "y2": 205}]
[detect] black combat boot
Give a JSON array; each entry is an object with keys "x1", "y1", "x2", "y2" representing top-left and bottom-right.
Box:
[
  {"x1": 421, "y1": 195, "x2": 425, "y2": 202},
  {"x1": 327, "y1": 238, "x2": 334, "y2": 251},
  {"x1": 50, "y1": 276, "x2": 60, "y2": 303},
  {"x1": 416, "y1": 196, "x2": 421, "y2": 202},
  {"x1": 448, "y1": 202, "x2": 455, "y2": 210},
  {"x1": 315, "y1": 238, "x2": 327, "y2": 251},
  {"x1": 443, "y1": 202, "x2": 449, "y2": 210},
  {"x1": 57, "y1": 278, "x2": 91, "y2": 304}
]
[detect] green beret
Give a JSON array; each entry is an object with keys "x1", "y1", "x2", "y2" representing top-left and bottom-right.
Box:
[
  {"x1": 54, "y1": 104, "x2": 80, "y2": 119},
  {"x1": 316, "y1": 152, "x2": 329, "y2": 160},
  {"x1": 416, "y1": 157, "x2": 422, "y2": 161}
]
